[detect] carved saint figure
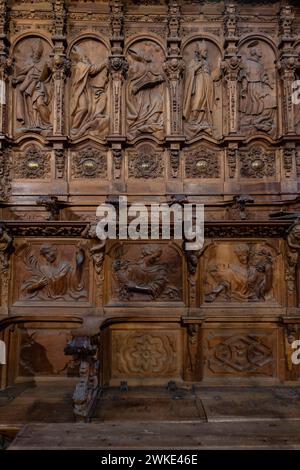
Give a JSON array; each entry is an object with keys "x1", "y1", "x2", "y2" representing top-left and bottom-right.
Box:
[
  {"x1": 183, "y1": 41, "x2": 217, "y2": 138},
  {"x1": 22, "y1": 244, "x2": 86, "y2": 301},
  {"x1": 113, "y1": 245, "x2": 180, "y2": 301},
  {"x1": 239, "y1": 41, "x2": 276, "y2": 134},
  {"x1": 126, "y1": 44, "x2": 165, "y2": 140},
  {"x1": 205, "y1": 244, "x2": 273, "y2": 302},
  {"x1": 70, "y1": 46, "x2": 109, "y2": 138},
  {"x1": 13, "y1": 39, "x2": 52, "y2": 131}
]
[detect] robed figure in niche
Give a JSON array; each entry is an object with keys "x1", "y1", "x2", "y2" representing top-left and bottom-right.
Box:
[
  {"x1": 21, "y1": 244, "x2": 86, "y2": 301},
  {"x1": 70, "y1": 46, "x2": 109, "y2": 138},
  {"x1": 183, "y1": 41, "x2": 218, "y2": 138},
  {"x1": 13, "y1": 39, "x2": 52, "y2": 132},
  {"x1": 239, "y1": 41, "x2": 276, "y2": 134},
  {"x1": 126, "y1": 44, "x2": 165, "y2": 140}
]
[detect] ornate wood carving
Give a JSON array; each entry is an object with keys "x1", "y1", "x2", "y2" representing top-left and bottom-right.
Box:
[
  {"x1": 203, "y1": 242, "x2": 277, "y2": 304},
  {"x1": 72, "y1": 146, "x2": 107, "y2": 179},
  {"x1": 239, "y1": 146, "x2": 276, "y2": 179},
  {"x1": 185, "y1": 147, "x2": 220, "y2": 179},
  {"x1": 206, "y1": 331, "x2": 274, "y2": 376},
  {"x1": 15, "y1": 242, "x2": 88, "y2": 303},
  {"x1": 128, "y1": 144, "x2": 163, "y2": 179},
  {"x1": 112, "y1": 331, "x2": 179, "y2": 377},
  {"x1": 13, "y1": 145, "x2": 50, "y2": 179},
  {"x1": 110, "y1": 243, "x2": 182, "y2": 303},
  {"x1": 0, "y1": 149, "x2": 10, "y2": 200},
  {"x1": 12, "y1": 38, "x2": 53, "y2": 135},
  {"x1": 65, "y1": 335, "x2": 99, "y2": 421},
  {"x1": 69, "y1": 40, "x2": 109, "y2": 139}
]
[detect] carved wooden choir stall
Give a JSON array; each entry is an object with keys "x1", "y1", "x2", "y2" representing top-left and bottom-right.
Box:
[{"x1": 1, "y1": 0, "x2": 300, "y2": 421}]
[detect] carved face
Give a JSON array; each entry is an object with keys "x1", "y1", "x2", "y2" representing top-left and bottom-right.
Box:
[
  {"x1": 40, "y1": 245, "x2": 58, "y2": 264},
  {"x1": 234, "y1": 246, "x2": 249, "y2": 265},
  {"x1": 79, "y1": 361, "x2": 89, "y2": 377}
]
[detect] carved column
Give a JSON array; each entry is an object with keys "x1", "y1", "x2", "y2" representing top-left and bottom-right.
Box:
[
  {"x1": 278, "y1": 5, "x2": 297, "y2": 135},
  {"x1": 164, "y1": 1, "x2": 184, "y2": 138},
  {"x1": 51, "y1": 0, "x2": 68, "y2": 137},
  {"x1": 0, "y1": 0, "x2": 10, "y2": 137},
  {"x1": 285, "y1": 222, "x2": 300, "y2": 308},
  {"x1": 222, "y1": 3, "x2": 240, "y2": 135},
  {"x1": 108, "y1": 0, "x2": 127, "y2": 139},
  {"x1": 0, "y1": 149, "x2": 10, "y2": 202},
  {"x1": 0, "y1": 226, "x2": 13, "y2": 315}
]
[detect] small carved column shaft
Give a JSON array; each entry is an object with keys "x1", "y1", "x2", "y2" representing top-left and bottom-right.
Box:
[
  {"x1": 0, "y1": 0, "x2": 9, "y2": 136},
  {"x1": 278, "y1": 5, "x2": 296, "y2": 135},
  {"x1": 52, "y1": 0, "x2": 68, "y2": 136},
  {"x1": 165, "y1": 0, "x2": 184, "y2": 136},
  {"x1": 108, "y1": 1, "x2": 127, "y2": 137},
  {"x1": 223, "y1": 3, "x2": 240, "y2": 134},
  {"x1": 279, "y1": 57, "x2": 297, "y2": 135}
]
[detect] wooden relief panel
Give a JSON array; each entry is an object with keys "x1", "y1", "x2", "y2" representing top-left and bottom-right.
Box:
[
  {"x1": 110, "y1": 326, "x2": 182, "y2": 383},
  {"x1": 68, "y1": 38, "x2": 109, "y2": 140},
  {"x1": 12, "y1": 37, "x2": 53, "y2": 136},
  {"x1": 203, "y1": 327, "x2": 277, "y2": 378},
  {"x1": 238, "y1": 39, "x2": 277, "y2": 137},
  {"x1": 12, "y1": 241, "x2": 90, "y2": 305},
  {"x1": 295, "y1": 43, "x2": 300, "y2": 136},
  {"x1": 184, "y1": 144, "x2": 221, "y2": 179},
  {"x1": 18, "y1": 328, "x2": 76, "y2": 378},
  {"x1": 107, "y1": 243, "x2": 184, "y2": 304},
  {"x1": 126, "y1": 39, "x2": 166, "y2": 141},
  {"x1": 127, "y1": 143, "x2": 164, "y2": 180},
  {"x1": 238, "y1": 145, "x2": 277, "y2": 180},
  {"x1": 201, "y1": 241, "x2": 282, "y2": 306},
  {"x1": 70, "y1": 144, "x2": 107, "y2": 180},
  {"x1": 13, "y1": 144, "x2": 51, "y2": 180},
  {"x1": 182, "y1": 39, "x2": 222, "y2": 140}
]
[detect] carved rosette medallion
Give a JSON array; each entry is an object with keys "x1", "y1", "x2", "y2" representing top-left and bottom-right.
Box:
[
  {"x1": 113, "y1": 332, "x2": 178, "y2": 376},
  {"x1": 239, "y1": 147, "x2": 276, "y2": 179},
  {"x1": 128, "y1": 146, "x2": 163, "y2": 179},
  {"x1": 14, "y1": 146, "x2": 50, "y2": 179},
  {"x1": 72, "y1": 147, "x2": 107, "y2": 179},
  {"x1": 185, "y1": 148, "x2": 219, "y2": 178}
]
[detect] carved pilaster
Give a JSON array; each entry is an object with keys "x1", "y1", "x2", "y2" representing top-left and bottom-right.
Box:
[
  {"x1": 278, "y1": 55, "x2": 297, "y2": 135},
  {"x1": 0, "y1": 148, "x2": 10, "y2": 201},
  {"x1": 285, "y1": 222, "x2": 300, "y2": 306},
  {"x1": 82, "y1": 223, "x2": 106, "y2": 305},
  {"x1": 222, "y1": 55, "x2": 242, "y2": 134},
  {"x1": 279, "y1": 4, "x2": 294, "y2": 51},
  {"x1": 55, "y1": 148, "x2": 66, "y2": 179},
  {"x1": 227, "y1": 146, "x2": 237, "y2": 178},
  {"x1": 283, "y1": 144, "x2": 295, "y2": 178},
  {"x1": 170, "y1": 149, "x2": 180, "y2": 178},
  {"x1": 222, "y1": 3, "x2": 240, "y2": 135},
  {"x1": 0, "y1": 1, "x2": 10, "y2": 136},
  {"x1": 0, "y1": 225, "x2": 14, "y2": 315},
  {"x1": 51, "y1": 0, "x2": 68, "y2": 136},
  {"x1": 165, "y1": 0, "x2": 184, "y2": 137},
  {"x1": 112, "y1": 148, "x2": 122, "y2": 179},
  {"x1": 108, "y1": 56, "x2": 127, "y2": 137},
  {"x1": 108, "y1": 1, "x2": 126, "y2": 138}
]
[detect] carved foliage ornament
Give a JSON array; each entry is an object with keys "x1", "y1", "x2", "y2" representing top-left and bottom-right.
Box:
[
  {"x1": 0, "y1": 149, "x2": 11, "y2": 200},
  {"x1": 128, "y1": 145, "x2": 163, "y2": 179},
  {"x1": 239, "y1": 146, "x2": 275, "y2": 179},
  {"x1": 207, "y1": 334, "x2": 273, "y2": 374},
  {"x1": 114, "y1": 332, "x2": 178, "y2": 376},
  {"x1": 14, "y1": 145, "x2": 50, "y2": 179},
  {"x1": 72, "y1": 147, "x2": 107, "y2": 179},
  {"x1": 185, "y1": 148, "x2": 220, "y2": 179}
]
